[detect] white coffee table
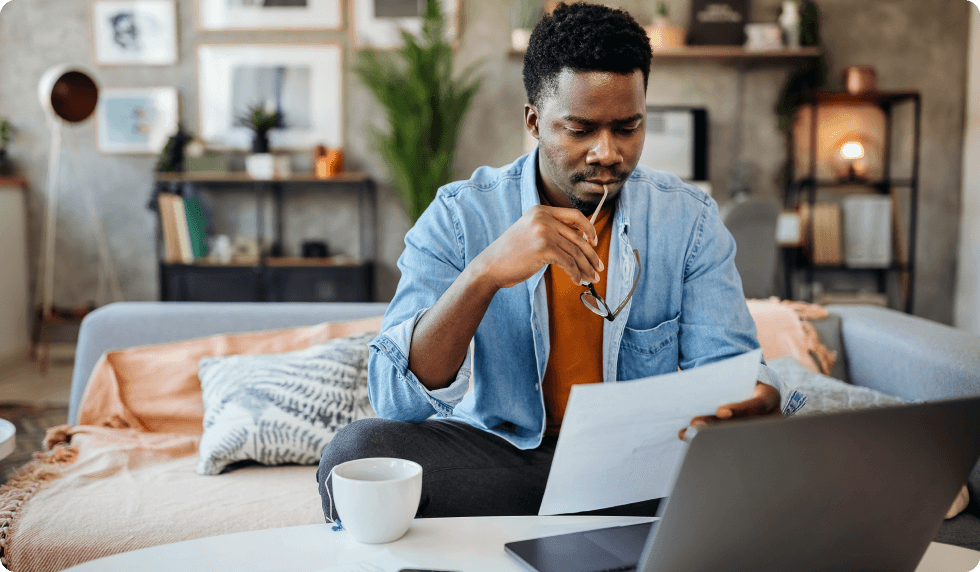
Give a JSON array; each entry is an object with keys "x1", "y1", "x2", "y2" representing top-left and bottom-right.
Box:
[
  {"x1": 61, "y1": 516, "x2": 980, "y2": 572},
  {"x1": 0, "y1": 418, "x2": 15, "y2": 461}
]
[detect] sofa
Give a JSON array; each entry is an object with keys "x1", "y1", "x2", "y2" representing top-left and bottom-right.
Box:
[{"x1": 3, "y1": 301, "x2": 979, "y2": 571}]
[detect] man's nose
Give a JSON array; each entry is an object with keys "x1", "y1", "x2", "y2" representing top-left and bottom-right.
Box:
[{"x1": 587, "y1": 129, "x2": 622, "y2": 167}]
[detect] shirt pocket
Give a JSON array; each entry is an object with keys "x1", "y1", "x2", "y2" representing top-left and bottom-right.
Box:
[{"x1": 617, "y1": 314, "x2": 680, "y2": 381}]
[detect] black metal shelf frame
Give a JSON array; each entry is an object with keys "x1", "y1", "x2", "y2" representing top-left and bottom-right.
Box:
[
  {"x1": 154, "y1": 175, "x2": 378, "y2": 303},
  {"x1": 784, "y1": 91, "x2": 921, "y2": 314}
]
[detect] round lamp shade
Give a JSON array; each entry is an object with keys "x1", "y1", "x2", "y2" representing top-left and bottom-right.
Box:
[{"x1": 38, "y1": 65, "x2": 99, "y2": 123}]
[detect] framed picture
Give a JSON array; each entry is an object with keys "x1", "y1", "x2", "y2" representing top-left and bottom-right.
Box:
[
  {"x1": 351, "y1": 0, "x2": 459, "y2": 49},
  {"x1": 198, "y1": 0, "x2": 341, "y2": 31},
  {"x1": 197, "y1": 44, "x2": 343, "y2": 151},
  {"x1": 93, "y1": 0, "x2": 178, "y2": 65},
  {"x1": 96, "y1": 87, "x2": 179, "y2": 154}
]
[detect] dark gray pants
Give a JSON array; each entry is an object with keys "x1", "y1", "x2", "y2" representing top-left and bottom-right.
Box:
[{"x1": 316, "y1": 418, "x2": 661, "y2": 521}]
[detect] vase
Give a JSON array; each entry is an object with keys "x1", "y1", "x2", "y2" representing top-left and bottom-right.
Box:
[
  {"x1": 246, "y1": 153, "x2": 275, "y2": 180},
  {"x1": 0, "y1": 149, "x2": 12, "y2": 176},
  {"x1": 646, "y1": 18, "x2": 685, "y2": 51},
  {"x1": 252, "y1": 134, "x2": 270, "y2": 154}
]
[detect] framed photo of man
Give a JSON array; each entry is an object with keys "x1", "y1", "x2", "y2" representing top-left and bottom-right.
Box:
[
  {"x1": 351, "y1": 0, "x2": 459, "y2": 49},
  {"x1": 198, "y1": 0, "x2": 342, "y2": 31},
  {"x1": 197, "y1": 44, "x2": 343, "y2": 151},
  {"x1": 93, "y1": 0, "x2": 178, "y2": 65}
]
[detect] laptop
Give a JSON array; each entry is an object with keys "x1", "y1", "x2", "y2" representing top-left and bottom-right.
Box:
[{"x1": 505, "y1": 396, "x2": 980, "y2": 572}]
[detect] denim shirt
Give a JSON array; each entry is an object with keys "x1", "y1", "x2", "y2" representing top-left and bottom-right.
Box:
[{"x1": 368, "y1": 149, "x2": 792, "y2": 450}]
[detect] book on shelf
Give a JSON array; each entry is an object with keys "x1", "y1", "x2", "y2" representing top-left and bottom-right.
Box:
[
  {"x1": 157, "y1": 193, "x2": 182, "y2": 263},
  {"x1": 172, "y1": 197, "x2": 194, "y2": 263},
  {"x1": 157, "y1": 192, "x2": 195, "y2": 264},
  {"x1": 183, "y1": 196, "x2": 209, "y2": 259}
]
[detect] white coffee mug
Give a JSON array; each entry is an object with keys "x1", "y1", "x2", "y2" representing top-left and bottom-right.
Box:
[{"x1": 330, "y1": 457, "x2": 423, "y2": 544}]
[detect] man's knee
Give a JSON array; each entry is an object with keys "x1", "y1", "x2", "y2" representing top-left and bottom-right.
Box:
[{"x1": 317, "y1": 418, "x2": 405, "y2": 486}]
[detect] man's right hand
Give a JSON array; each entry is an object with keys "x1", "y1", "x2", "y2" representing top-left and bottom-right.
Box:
[{"x1": 471, "y1": 205, "x2": 604, "y2": 289}]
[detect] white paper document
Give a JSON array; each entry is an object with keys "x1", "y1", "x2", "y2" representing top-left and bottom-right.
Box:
[{"x1": 538, "y1": 349, "x2": 763, "y2": 516}]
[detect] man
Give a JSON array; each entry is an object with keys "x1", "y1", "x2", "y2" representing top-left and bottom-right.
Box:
[{"x1": 319, "y1": 1, "x2": 789, "y2": 521}]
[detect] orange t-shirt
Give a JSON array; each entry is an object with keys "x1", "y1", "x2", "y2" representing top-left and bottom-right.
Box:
[{"x1": 540, "y1": 194, "x2": 615, "y2": 436}]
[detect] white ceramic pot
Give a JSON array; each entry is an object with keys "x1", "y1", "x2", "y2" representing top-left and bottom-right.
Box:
[
  {"x1": 245, "y1": 153, "x2": 275, "y2": 180},
  {"x1": 331, "y1": 457, "x2": 423, "y2": 544}
]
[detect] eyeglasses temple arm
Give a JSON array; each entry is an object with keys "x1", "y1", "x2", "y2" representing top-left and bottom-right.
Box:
[{"x1": 608, "y1": 249, "x2": 641, "y2": 320}]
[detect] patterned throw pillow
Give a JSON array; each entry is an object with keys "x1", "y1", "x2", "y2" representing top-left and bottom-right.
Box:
[{"x1": 197, "y1": 332, "x2": 378, "y2": 475}]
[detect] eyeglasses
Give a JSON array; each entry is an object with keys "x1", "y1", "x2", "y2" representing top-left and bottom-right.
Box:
[{"x1": 580, "y1": 249, "x2": 641, "y2": 322}]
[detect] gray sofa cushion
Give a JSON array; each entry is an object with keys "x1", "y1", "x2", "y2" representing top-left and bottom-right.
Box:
[{"x1": 807, "y1": 313, "x2": 849, "y2": 384}]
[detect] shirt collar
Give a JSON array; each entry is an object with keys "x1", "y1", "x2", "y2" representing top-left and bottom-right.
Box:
[{"x1": 520, "y1": 146, "x2": 542, "y2": 215}]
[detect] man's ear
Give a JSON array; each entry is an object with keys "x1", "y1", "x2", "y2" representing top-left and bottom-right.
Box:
[{"x1": 524, "y1": 104, "x2": 540, "y2": 140}]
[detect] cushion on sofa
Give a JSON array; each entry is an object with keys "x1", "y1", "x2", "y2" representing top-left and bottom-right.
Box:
[
  {"x1": 197, "y1": 332, "x2": 378, "y2": 475},
  {"x1": 77, "y1": 315, "x2": 384, "y2": 435}
]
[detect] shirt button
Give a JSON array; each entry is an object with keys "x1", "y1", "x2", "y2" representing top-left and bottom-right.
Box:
[{"x1": 534, "y1": 383, "x2": 540, "y2": 391}]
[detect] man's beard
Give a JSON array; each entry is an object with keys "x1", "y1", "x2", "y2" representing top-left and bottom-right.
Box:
[{"x1": 565, "y1": 170, "x2": 628, "y2": 214}]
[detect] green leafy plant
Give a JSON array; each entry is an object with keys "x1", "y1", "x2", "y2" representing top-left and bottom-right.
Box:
[
  {"x1": 354, "y1": 0, "x2": 482, "y2": 222},
  {"x1": 0, "y1": 118, "x2": 11, "y2": 151},
  {"x1": 237, "y1": 104, "x2": 284, "y2": 153}
]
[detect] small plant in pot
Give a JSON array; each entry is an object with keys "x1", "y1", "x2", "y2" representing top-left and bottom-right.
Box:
[
  {"x1": 238, "y1": 102, "x2": 287, "y2": 179},
  {"x1": 238, "y1": 102, "x2": 284, "y2": 153}
]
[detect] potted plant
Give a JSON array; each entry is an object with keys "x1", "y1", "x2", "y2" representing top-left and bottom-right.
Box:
[
  {"x1": 354, "y1": 0, "x2": 482, "y2": 222},
  {"x1": 0, "y1": 118, "x2": 13, "y2": 176},
  {"x1": 238, "y1": 102, "x2": 284, "y2": 153},
  {"x1": 238, "y1": 102, "x2": 287, "y2": 179}
]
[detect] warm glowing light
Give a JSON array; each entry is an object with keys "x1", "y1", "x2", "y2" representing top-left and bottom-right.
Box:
[{"x1": 840, "y1": 141, "x2": 866, "y2": 160}]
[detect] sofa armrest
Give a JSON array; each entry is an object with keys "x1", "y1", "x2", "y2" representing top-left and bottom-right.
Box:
[
  {"x1": 69, "y1": 302, "x2": 389, "y2": 424},
  {"x1": 827, "y1": 305, "x2": 980, "y2": 402}
]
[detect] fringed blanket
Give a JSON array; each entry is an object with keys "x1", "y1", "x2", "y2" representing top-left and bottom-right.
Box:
[{"x1": 0, "y1": 426, "x2": 323, "y2": 572}]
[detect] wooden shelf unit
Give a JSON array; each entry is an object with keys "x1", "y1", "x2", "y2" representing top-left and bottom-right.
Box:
[
  {"x1": 508, "y1": 45, "x2": 822, "y2": 62},
  {"x1": 153, "y1": 172, "x2": 377, "y2": 303}
]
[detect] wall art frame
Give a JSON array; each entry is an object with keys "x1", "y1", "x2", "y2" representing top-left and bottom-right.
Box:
[
  {"x1": 351, "y1": 0, "x2": 460, "y2": 49},
  {"x1": 197, "y1": 44, "x2": 343, "y2": 151},
  {"x1": 93, "y1": 0, "x2": 178, "y2": 65},
  {"x1": 198, "y1": 0, "x2": 342, "y2": 31},
  {"x1": 96, "y1": 87, "x2": 179, "y2": 154}
]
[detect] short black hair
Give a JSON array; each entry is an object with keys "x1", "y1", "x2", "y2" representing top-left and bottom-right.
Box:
[{"x1": 522, "y1": 2, "x2": 652, "y2": 107}]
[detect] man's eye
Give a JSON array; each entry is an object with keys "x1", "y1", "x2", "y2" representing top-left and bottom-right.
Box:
[
  {"x1": 567, "y1": 127, "x2": 591, "y2": 137},
  {"x1": 618, "y1": 126, "x2": 641, "y2": 134}
]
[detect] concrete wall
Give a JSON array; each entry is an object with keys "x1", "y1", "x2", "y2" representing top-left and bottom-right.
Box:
[
  {"x1": 955, "y1": 3, "x2": 979, "y2": 334},
  {"x1": 0, "y1": 0, "x2": 970, "y2": 324}
]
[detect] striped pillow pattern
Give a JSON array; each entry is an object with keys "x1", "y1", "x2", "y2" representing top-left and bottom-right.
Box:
[{"x1": 197, "y1": 332, "x2": 377, "y2": 475}]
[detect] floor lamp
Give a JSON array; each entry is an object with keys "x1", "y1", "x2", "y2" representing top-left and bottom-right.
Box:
[{"x1": 31, "y1": 65, "x2": 122, "y2": 371}]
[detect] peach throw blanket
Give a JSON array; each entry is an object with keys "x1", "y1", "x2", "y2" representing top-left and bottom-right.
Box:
[
  {"x1": 746, "y1": 298, "x2": 837, "y2": 375},
  {"x1": 3, "y1": 427, "x2": 324, "y2": 572},
  {"x1": 77, "y1": 316, "x2": 384, "y2": 434},
  {"x1": 0, "y1": 316, "x2": 383, "y2": 571}
]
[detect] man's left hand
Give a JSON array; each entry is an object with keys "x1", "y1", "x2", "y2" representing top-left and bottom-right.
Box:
[{"x1": 678, "y1": 381, "x2": 781, "y2": 441}]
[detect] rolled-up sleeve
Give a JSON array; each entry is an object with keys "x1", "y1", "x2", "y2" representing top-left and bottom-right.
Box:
[
  {"x1": 677, "y1": 197, "x2": 804, "y2": 416},
  {"x1": 368, "y1": 190, "x2": 473, "y2": 421}
]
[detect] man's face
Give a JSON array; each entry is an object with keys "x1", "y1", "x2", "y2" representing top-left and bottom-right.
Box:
[{"x1": 525, "y1": 68, "x2": 646, "y2": 214}]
